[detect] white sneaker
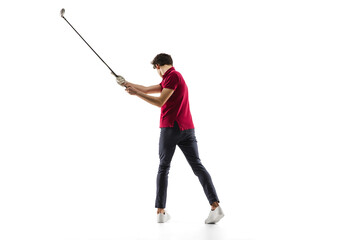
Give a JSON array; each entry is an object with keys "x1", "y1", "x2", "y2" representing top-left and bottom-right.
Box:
[
  {"x1": 205, "y1": 206, "x2": 224, "y2": 224},
  {"x1": 157, "y1": 212, "x2": 171, "y2": 223}
]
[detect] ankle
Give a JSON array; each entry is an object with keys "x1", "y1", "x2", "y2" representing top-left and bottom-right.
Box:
[
  {"x1": 211, "y1": 201, "x2": 219, "y2": 210},
  {"x1": 157, "y1": 208, "x2": 165, "y2": 214}
]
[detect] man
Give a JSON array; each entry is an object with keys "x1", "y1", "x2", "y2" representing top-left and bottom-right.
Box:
[{"x1": 115, "y1": 53, "x2": 224, "y2": 224}]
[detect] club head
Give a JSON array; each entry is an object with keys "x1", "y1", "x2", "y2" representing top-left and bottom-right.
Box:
[{"x1": 60, "y1": 8, "x2": 65, "y2": 18}]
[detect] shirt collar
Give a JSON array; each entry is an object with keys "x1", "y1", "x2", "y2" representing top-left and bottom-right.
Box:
[{"x1": 162, "y1": 67, "x2": 175, "y2": 80}]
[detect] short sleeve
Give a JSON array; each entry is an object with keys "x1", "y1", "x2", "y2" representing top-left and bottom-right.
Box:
[{"x1": 162, "y1": 73, "x2": 178, "y2": 90}]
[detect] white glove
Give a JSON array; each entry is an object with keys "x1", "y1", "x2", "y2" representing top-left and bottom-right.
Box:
[{"x1": 116, "y1": 75, "x2": 126, "y2": 87}]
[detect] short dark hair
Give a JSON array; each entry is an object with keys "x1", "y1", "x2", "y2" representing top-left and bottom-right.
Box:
[{"x1": 151, "y1": 53, "x2": 173, "y2": 68}]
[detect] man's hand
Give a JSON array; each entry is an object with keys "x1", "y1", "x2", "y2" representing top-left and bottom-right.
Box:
[{"x1": 125, "y1": 86, "x2": 138, "y2": 95}]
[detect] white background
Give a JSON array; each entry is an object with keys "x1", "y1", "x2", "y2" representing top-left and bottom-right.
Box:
[{"x1": 0, "y1": 0, "x2": 341, "y2": 239}]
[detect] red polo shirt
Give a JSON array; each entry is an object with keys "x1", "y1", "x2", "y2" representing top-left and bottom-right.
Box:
[{"x1": 159, "y1": 67, "x2": 194, "y2": 131}]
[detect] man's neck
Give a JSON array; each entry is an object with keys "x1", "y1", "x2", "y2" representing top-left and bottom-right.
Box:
[{"x1": 160, "y1": 65, "x2": 173, "y2": 76}]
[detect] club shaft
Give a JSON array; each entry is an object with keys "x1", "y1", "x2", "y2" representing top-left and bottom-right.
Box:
[{"x1": 62, "y1": 16, "x2": 118, "y2": 77}]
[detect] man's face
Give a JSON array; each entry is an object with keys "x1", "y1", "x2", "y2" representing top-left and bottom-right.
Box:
[{"x1": 154, "y1": 64, "x2": 163, "y2": 78}]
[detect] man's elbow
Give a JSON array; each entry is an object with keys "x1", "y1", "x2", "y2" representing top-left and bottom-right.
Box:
[
  {"x1": 157, "y1": 101, "x2": 163, "y2": 108},
  {"x1": 157, "y1": 99, "x2": 166, "y2": 108}
]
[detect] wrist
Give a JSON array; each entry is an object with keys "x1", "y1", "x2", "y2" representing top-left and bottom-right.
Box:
[{"x1": 136, "y1": 89, "x2": 143, "y2": 96}]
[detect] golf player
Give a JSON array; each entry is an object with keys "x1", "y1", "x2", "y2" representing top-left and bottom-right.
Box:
[{"x1": 115, "y1": 53, "x2": 224, "y2": 224}]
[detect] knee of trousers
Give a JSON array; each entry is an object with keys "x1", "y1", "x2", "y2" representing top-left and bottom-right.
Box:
[
  {"x1": 191, "y1": 163, "x2": 207, "y2": 175},
  {"x1": 158, "y1": 161, "x2": 171, "y2": 174}
]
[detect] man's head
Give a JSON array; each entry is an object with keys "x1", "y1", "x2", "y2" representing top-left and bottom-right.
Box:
[{"x1": 151, "y1": 53, "x2": 173, "y2": 77}]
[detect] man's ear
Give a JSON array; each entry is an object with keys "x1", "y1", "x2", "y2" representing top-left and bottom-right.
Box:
[{"x1": 156, "y1": 64, "x2": 161, "y2": 69}]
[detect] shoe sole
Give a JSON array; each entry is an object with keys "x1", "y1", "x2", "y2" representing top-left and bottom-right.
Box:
[
  {"x1": 205, "y1": 214, "x2": 225, "y2": 224},
  {"x1": 157, "y1": 214, "x2": 170, "y2": 223}
]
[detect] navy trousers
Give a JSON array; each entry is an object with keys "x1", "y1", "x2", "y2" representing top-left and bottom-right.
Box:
[{"x1": 155, "y1": 122, "x2": 219, "y2": 208}]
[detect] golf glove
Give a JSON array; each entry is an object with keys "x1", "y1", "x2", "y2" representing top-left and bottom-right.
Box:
[{"x1": 116, "y1": 75, "x2": 126, "y2": 87}]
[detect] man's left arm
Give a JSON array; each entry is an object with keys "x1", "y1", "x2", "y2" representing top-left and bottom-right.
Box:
[{"x1": 126, "y1": 86, "x2": 174, "y2": 108}]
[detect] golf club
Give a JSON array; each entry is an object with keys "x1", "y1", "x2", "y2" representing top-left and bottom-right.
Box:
[{"x1": 60, "y1": 8, "x2": 118, "y2": 77}]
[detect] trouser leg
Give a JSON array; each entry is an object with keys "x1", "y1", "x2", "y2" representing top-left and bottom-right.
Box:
[
  {"x1": 155, "y1": 127, "x2": 178, "y2": 208},
  {"x1": 178, "y1": 129, "x2": 219, "y2": 205}
]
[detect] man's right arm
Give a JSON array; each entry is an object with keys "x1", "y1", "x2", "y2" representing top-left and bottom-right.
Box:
[
  {"x1": 114, "y1": 74, "x2": 161, "y2": 94},
  {"x1": 125, "y1": 82, "x2": 161, "y2": 94}
]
